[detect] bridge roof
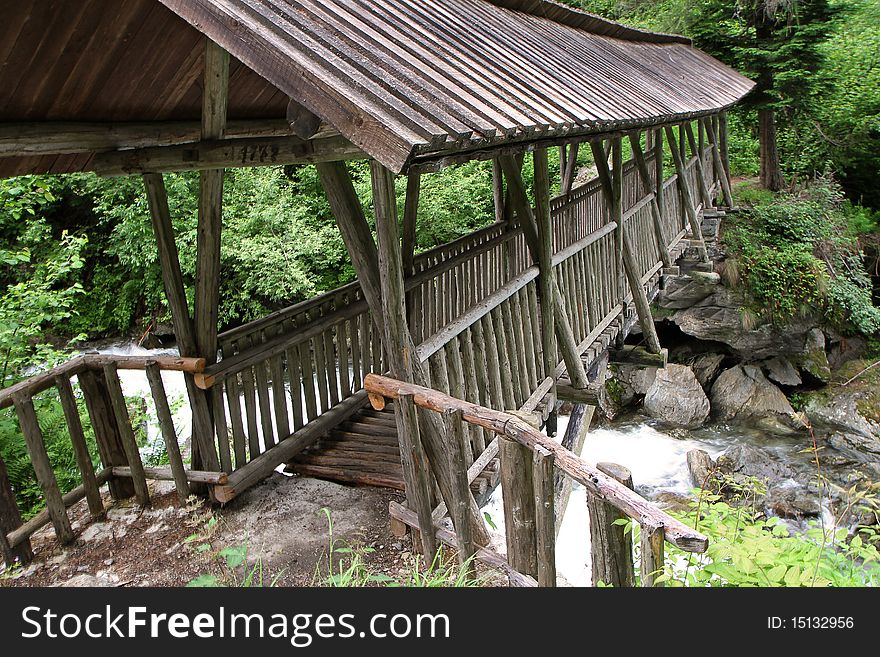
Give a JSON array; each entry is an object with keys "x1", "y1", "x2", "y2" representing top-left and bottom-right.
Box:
[{"x1": 0, "y1": 0, "x2": 754, "y2": 176}]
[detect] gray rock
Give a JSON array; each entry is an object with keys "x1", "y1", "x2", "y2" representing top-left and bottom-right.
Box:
[
  {"x1": 653, "y1": 491, "x2": 693, "y2": 513},
  {"x1": 761, "y1": 357, "x2": 802, "y2": 387},
  {"x1": 805, "y1": 391, "x2": 879, "y2": 441},
  {"x1": 658, "y1": 272, "x2": 720, "y2": 310},
  {"x1": 55, "y1": 574, "x2": 113, "y2": 588},
  {"x1": 643, "y1": 364, "x2": 710, "y2": 429},
  {"x1": 688, "y1": 353, "x2": 725, "y2": 389},
  {"x1": 794, "y1": 328, "x2": 831, "y2": 383},
  {"x1": 716, "y1": 444, "x2": 796, "y2": 485},
  {"x1": 686, "y1": 449, "x2": 715, "y2": 488},
  {"x1": 767, "y1": 485, "x2": 822, "y2": 519},
  {"x1": 672, "y1": 287, "x2": 819, "y2": 360},
  {"x1": 710, "y1": 365, "x2": 803, "y2": 435},
  {"x1": 612, "y1": 363, "x2": 657, "y2": 396}
]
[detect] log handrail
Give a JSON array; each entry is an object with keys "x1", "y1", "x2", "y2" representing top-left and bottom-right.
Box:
[
  {"x1": 364, "y1": 373, "x2": 708, "y2": 554},
  {"x1": 0, "y1": 354, "x2": 205, "y2": 409}
]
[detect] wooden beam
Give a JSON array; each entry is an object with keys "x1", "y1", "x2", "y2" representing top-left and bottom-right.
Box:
[
  {"x1": 664, "y1": 126, "x2": 709, "y2": 263},
  {"x1": 95, "y1": 135, "x2": 363, "y2": 176},
  {"x1": 0, "y1": 454, "x2": 32, "y2": 565},
  {"x1": 532, "y1": 148, "x2": 558, "y2": 407},
  {"x1": 145, "y1": 363, "x2": 190, "y2": 504},
  {"x1": 500, "y1": 436, "x2": 538, "y2": 577},
  {"x1": 286, "y1": 98, "x2": 322, "y2": 140},
  {"x1": 402, "y1": 172, "x2": 421, "y2": 276},
  {"x1": 561, "y1": 142, "x2": 579, "y2": 195},
  {"x1": 14, "y1": 396, "x2": 75, "y2": 544},
  {"x1": 703, "y1": 116, "x2": 734, "y2": 208},
  {"x1": 718, "y1": 112, "x2": 733, "y2": 199},
  {"x1": 554, "y1": 403, "x2": 593, "y2": 536},
  {"x1": 0, "y1": 120, "x2": 296, "y2": 157},
  {"x1": 628, "y1": 132, "x2": 672, "y2": 268},
  {"x1": 498, "y1": 155, "x2": 589, "y2": 389},
  {"x1": 621, "y1": 226, "x2": 663, "y2": 354},
  {"x1": 589, "y1": 463, "x2": 636, "y2": 587},
  {"x1": 684, "y1": 123, "x2": 713, "y2": 208},
  {"x1": 142, "y1": 174, "x2": 220, "y2": 474},
  {"x1": 533, "y1": 445, "x2": 557, "y2": 586},
  {"x1": 492, "y1": 158, "x2": 505, "y2": 224}
]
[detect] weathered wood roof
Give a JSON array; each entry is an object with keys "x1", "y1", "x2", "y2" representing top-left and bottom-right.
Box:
[{"x1": 0, "y1": 0, "x2": 753, "y2": 176}]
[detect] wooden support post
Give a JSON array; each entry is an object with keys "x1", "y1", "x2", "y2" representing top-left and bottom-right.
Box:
[
  {"x1": 655, "y1": 127, "x2": 666, "y2": 229},
  {"x1": 143, "y1": 173, "x2": 220, "y2": 475},
  {"x1": 77, "y1": 369, "x2": 135, "y2": 500},
  {"x1": 192, "y1": 39, "x2": 229, "y2": 474},
  {"x1": 398, "y1": 394, "x2": 437, "y2": 559},
  {"x1": 102, "y1": 364, "x2": 150, "y2": 506},
  {"x1": 499, "y1": 435, "x2": 537, "y2": 578},
  {"x1": 561, "y1": 142, "x2": 579, "y2": 195},
  {"x1": 499, "y1": 154, "x2": 589, "y2": 389},
  {"x1": 1, "y1": 454, "x2": 32, "y2": 565},
  {"x1": 533, "y1": 148, "x2": 558, "y2": 418},
  {"x1": 719, "y1": 112, "x2": 733, "y2": 201},
  {"x1": 533, "y1": 445, "x2": 556, "y2": 587},
  {"x1": 684, "y1": 123, "x2": 713, "y2": 208},
  {"x1": 492, "y1": 158, "x2": 505, "y2": 224},
  {"x1": 145, "y1": 363, "x2": 190, "y2": 505},
  {"x1": 13, "y1": 396, "x2": 75, "y2": 544},
  {"x1": 703, "y1": 117, "x2": 734, "y2": 209},
  {"x1": 402, "y1": 172, "x2": 420, "y2": 277},
  {"x1": 664, "y1": 125, "x2": 709, "y2": 263},
  {"x1": 641, "y1": 524, "x2": 666, "y2": 587},
  {"x1": 621, "y1": 226, "x2": 663, "y2": 354},
  {"x1": 588, "y1": 462, "x2": 636, "y2": 587},
  {"x1": 554, "y1": 403, "x2": 593, "y2": 535},
  {"x1": 628, "y1": 132, "x2": 672, "y2": 267},
  {"x1": 442, "y1": 409, "x2": 476, "y2": 578},
  {"x1": 369, "y1": 161, "x2": 489, "y2": 547},
  {"x1": 54, "y1": 375, "x2": 104, "y2": 519},
  {"x1": 611, "y1": 137, "x2": 625, "y2": 305}
]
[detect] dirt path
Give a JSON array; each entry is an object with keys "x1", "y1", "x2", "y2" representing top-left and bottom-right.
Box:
[{"x1": 2, "y1": 474, "x2": 415, "y2": 587}]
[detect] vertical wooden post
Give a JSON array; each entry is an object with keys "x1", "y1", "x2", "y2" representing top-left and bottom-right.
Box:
[
  {"x1": 192, "y1": 39, "x2": 229, "y2": 473},
  {"x1": 628, "y1": 132, "x2": 672, "y2": 267},
  {"x1": 442, "y1": 409, "x2": 476, "y2": 578},
  {"x1": 641, "y1": 524, "x2": 666, "y2": 587},
  {"x1": 664, "y1": 125, "x2": 709, "y2": 263},
  {"x1": 0, "y1": 454, "x2": 32, "y2": 565},
  {"x1": 561, "y1": 142, "x2": 579, "y2": 196},
  {"x1": 587, "y1": 462, "x2": 635, "y2": 587},
  {"x1": 78, "y1": 369, "x2": 135, "y2": 500},
  {"x1": 102, "y1": 364, "x2": 150, "y2": 506},
  {"x1": 554, "y1": 403, "x2": 593, "y2": 535},
  {"x1": 13, "y1": 396, "x2": 75, "y2": 544},
  {"x1": 54, "y1": 375, "x2": 104, "y2": 519},
  {"x1": 621, "y1": 227, "x2": 663, "y2": 353},
  {"x1": 611, "y1": 137, "x2": 625, "y2": 305},
  {"x1": 145, "y1": 363, "x2": 190, "y2": 505},
  {"x1": 397, "y1": 394, "x2": 437, "y2": 559},
  {"x1": 718, "y1": 111, "x2": 732, "y2": 200},
  {"x1": 684, "y1": 123, "x2": 713, "y2": 208},
  {"x1": 143, "y1": 174, "x2": 220, "y2": 475},
  {"x1": 533, "y1": 148, "x2": 558, "y2": 418},
  {"x1": 703, "y1": 117, "x2": 734, "y2": 209},
  {"x1": 654, "y1": 127, "x2": 666, "y2": 231},
  {"x1": 492, "y1": 158, "x2": 505, "y2": 224},
  {"x1": 533, "y1": 445, "x2": 556, "y2": 587},
  {"x1": 402, "y1": 172, "x2": 420, "y2": 276},
  {"x1": 499, "y1": 436, "x2": 537, "y2": 578}
]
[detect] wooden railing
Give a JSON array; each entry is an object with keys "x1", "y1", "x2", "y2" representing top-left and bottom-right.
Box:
[
  {"x1": 365, "y1": 374, "x2": 709, "y2": 587},
  {"x1": 0, "y1": 354, "x2": 212, "y2": 563}
]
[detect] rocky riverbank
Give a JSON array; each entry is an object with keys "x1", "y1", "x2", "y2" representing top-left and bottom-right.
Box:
[{"x1": 602, "y1": 233, "x2": 880, "y2": 528}]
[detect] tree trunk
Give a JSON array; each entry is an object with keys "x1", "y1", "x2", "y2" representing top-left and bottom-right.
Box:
[{"x1": 758, "y1": 108, "x2": 784, "y2": 191}]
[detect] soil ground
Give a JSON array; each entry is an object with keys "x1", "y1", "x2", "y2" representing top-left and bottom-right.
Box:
[{"x1": 0, "y1": 473, "x2": 498, "y2": 587}]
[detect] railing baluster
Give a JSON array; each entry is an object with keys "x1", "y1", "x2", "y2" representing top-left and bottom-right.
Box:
[
  {"x1": 13, "y1": 395, "x2": 75, "y2": 543},
  {"x1": 145, "y1": 362, "x2": 191, "y2": 503},
  {"x1": 54, "y1": 375, "x2": 104, "y2": 519},
  {"x1": 102, "y1": 363, "x2": 150, "y2": 506}
]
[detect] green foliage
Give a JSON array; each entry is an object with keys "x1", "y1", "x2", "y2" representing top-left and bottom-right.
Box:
[{"x1": 723, "y1": 179, "x2": 880, "y2": 334}]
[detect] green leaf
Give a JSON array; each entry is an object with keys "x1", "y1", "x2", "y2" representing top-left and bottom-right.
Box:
[
  {"x1": 784, "y1": 565, "x2": 802, "y2": 587},
  {"x1": 218, "y1": 545, "x2": 247, "y2": 569},
  {"x1": 186, "y1": 575, "x2": 221, "y2": 587}
]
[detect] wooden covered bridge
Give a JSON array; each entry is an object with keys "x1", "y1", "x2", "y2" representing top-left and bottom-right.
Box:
[{"x1": 0, "y1": 0, "x2": 753, "y2": 585}]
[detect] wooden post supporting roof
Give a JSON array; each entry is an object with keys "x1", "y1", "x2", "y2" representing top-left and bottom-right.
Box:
[
  {"x1": 684, "y1": 123, "x2": 713, "y2": 209},
  {"x1": 533, "y1": 148, "x2": 558, "y2": 420},
  {"x1": 592, "y1": 137, "x2": 662, "y2": 354},
  {"x1": 497, "y1": 155, "x2": 589, "y2": 390},
  {"x1": 665, "y1": 125, "x2": 709, "y2": 264},
  {"x1": 628, "y1": 132, "x2": 672, "y2": 268},
  {"x1": 318, "y1": 160, "x2": 488, "y2": 546},
  {"x1": 703, "y1": 116, "x2": 734, "y2": 209}
]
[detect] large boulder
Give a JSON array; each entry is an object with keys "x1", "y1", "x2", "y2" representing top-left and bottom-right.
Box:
[
  {"x1": 793, "y1": 328, "x2": 832, "y2": 383},
  {"x1": 716, "y1": 444, "x2": 796, "y2": 485},
  {"x1": 643, "y1": 364, "x2": 710, "y2": 429},
  {"x1": 687, "y1": 352, "x2": 726, "y2": 390},
  {"x1": 686, "y1": 449, "x2": 715, "y2": 488},
  {"x1": 672, "y1": 287, "x2": 819, "y2": 361},
  {"x1": 710, "y1": 365, "x2": 803, "y2": 435},
  {"x1": 761, "y1": 357, "x2": 802, "y2": 387}
]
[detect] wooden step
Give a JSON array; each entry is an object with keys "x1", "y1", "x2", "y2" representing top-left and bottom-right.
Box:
[{"x1": 287, "y1": 464, "x2": 404, "y2": 491}]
